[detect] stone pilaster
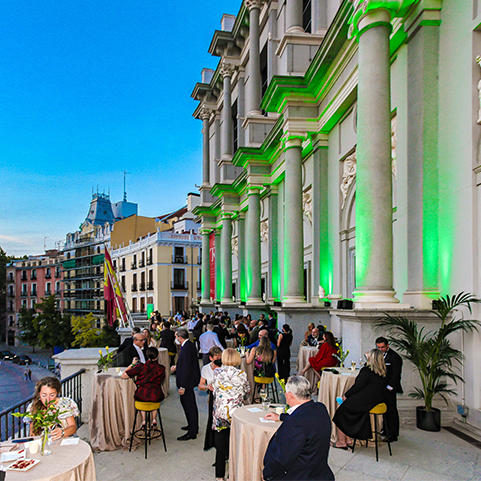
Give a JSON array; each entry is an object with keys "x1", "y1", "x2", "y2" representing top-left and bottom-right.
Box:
[
  {"x1": 237, "y1": 213, "x2": 247, "y2": 302},
  {"x1": 201, "y1": 230, "x2": 211, "y2": 304},
  {"x1": 220, "y1": 213, "x2": 233, "y2": 303},
  {"x1": 246, "y1": 186, "x2": 263, "y2": 304},
  {"x1": 267, "y1": 186, "x2": 279, "y2": 302},
  {"x1": 215, "y1": 229, "x2": 222, "y2": 302},
  {"x1": 220, "y1": 61, "x2": 235, "y2": 160},
  {"x1": 201, "y1": 108, "x2": 211, "y2": 186},
  {"x1": 283, "y1": 137, "x2": 306, "y2": 305}
]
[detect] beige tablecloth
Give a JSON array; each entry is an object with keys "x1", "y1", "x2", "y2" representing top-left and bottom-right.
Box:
[
  {"x1": 4, "y1": 439, "x2": 95, "y2": 481},
  {"x1": 296, "y1": 346, "x2": 320, "y2": 393},
  {"x1": 318, "y1": 368, "x2": 358, "y2": 444},
  {"x1": 89, "y1": 369, "x2": 142, "y2": 451},
  {"x1": 240, "y1": 355, "x2": 255, "y2": 403},
  {"x1": 230, "y1": 405, "x2": 281, "y2": 481}
]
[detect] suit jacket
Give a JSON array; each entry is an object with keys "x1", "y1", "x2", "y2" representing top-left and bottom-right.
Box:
[
  {"x1": 119, "y1": 345, "x2": 146, "y2": 367},
  {"x1": 160, "y1": 328, "x2": 176, "y2": 354},
  {"x1": 213, "y1": 325, "x2": 229, "y2": 349},
  {"x1": 263, "y1": 401, "x2": 334, "y2": 481},
  {"x1": 117, "y1": 337, "x2": 133, "y2": 353},
  {"x1": 176, "y1": 340, "x2": 201, "y2": 390},
  {"x1": 384, "y1": 348, "x2": 403, "y2": 393}
]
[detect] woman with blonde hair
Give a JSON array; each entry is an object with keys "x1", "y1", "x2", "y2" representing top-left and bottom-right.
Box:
[
  {"x1": 333, "y1": 349, "x2": 387, "y2": 446},
  {"x1": 142, "y1": 328, "x2": 158, "y2": 348},
  {"x1": 211, "y1": 348, "x2": 250, "y2": 481}
]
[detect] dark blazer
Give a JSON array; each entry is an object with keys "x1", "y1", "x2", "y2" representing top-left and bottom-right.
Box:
[
  {"x1": 176, "y1": 340, "x2": 201, "y2": 390},
  {"x1": 263, "y1": 400, "x2": 334, "y2": 481},
  {"x1": 118, "y1": 345, "x2": 146, "y2": 367},
  {"x1": 213, "y1": 325, "x2": 229, "y2": 349},
  {"x1": 117, "y1": 336, "x2": 133, "y2": 353},
  {"x1": 160, "y1": 328, "x2": 176, "y2": 354},
  {"x1": 384, "y1": 348, "x2": 403, "y2": 393}
]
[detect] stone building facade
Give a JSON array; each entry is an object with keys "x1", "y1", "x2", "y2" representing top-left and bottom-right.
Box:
[{"x1": 193, "y1": 0, "x2": 481, "y2": 433}]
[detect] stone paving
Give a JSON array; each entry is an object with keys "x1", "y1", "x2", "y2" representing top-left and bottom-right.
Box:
[{"x1": 78, "y1": 373, "x2": 481, "y2": 481}]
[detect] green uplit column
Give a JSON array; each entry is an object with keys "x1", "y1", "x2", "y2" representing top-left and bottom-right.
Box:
[
  {"x1": 215, "y1": 229, "x2": 222, "y2": 302},
  {"x1": 246, "y1": 186, "x2": 262, "y2": 304},
  {"x1": 283, "y1": 138, "x2": 306, "y2": 304},
  {"x1": 353, "y1": 8, "x2": 399, "y2": 305},
  {"x1": 237, "y1": 213, "x2": 247, "y2": 302},
  {"x1": 267, "y1": 186, "x2": 280, "y2": 301},
  {"x1": 201, "y1": 229, "x2": 211, "y2": 304},
  {"x1": 245, "y1": 0, "x2": 263, "y2": 116},
  {"x1": 220, "y1": 213, "x2": 233, "y2": 303}
]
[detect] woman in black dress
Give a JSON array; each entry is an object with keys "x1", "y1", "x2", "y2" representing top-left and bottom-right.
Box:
[
  {"x1": 333, "y1": 349, "x2": 387, "y2": 444},
  {"x1": 277, "y1": 324, "x2": 293, "y2": 382}
]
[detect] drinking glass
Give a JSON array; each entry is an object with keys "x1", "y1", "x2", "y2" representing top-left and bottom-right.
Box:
[{"x1": 260, "y1": 389, "x2": 268, "y2": 409}]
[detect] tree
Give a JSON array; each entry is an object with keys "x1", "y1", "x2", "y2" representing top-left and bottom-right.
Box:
[
  {"x1": 71, "y1": 313, "x2": 100, "y2": 347},
  {"x1": 35, "y1": 296, "x2": 74, "y2": 352},
  {"x1": 18, "y1": 306, "x2": 39, "y2": 352}
]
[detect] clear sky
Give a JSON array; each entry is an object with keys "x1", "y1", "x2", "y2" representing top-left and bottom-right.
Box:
[{"x1": 0, "y1": 0, "x2": 240, "y2": 257}]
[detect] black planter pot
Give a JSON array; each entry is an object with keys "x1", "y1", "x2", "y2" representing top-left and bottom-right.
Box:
[{"x1": 416, "y1": 406, "x2": 441, "y2": 432}]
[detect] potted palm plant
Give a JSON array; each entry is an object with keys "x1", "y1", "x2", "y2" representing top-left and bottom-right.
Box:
[{"x1": 375, "y1": 292, "x2": 480, "y2": 431}]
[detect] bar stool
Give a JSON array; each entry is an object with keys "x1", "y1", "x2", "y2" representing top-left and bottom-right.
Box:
[
  {"x1": 129, "y1": 401, "x2": 167, "y2": 459},
  {"x1": 351, "y1": 402, "x2": 392, "y2": 462},
  {"x1": 253, "y1": 376, "x2": 279, "y2": 403}
]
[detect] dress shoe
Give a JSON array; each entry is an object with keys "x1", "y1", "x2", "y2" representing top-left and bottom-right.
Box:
[
  {"x1": 181, "y1": 426, "x2": 189, "y2": 431},
  {"x1": 177, "y1": 433, "x2": 197, "y2": 441},
  {"x1": 381, "y1": 435, "x2": 398, "y2": 443}
]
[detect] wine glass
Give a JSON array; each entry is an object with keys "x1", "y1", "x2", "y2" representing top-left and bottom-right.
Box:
[{"x1": 260, "y1": 389, "x2": 268, "y2": 409}]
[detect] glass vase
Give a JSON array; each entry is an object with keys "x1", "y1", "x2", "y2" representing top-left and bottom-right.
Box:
[{"x1": 40, "y1": 428, "x2": 51, "y2": 456}]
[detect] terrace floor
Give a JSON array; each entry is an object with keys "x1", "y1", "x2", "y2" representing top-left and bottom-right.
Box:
[{"x1": 77, "y1": 375, "x2": 481, "y2": 481}]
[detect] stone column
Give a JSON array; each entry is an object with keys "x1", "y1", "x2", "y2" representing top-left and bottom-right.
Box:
[
  {"x1": 220, "y1": 62, "x2": 234, "y2": 160},
  {"x1": 353, "y1": 9, "x2": 399, "y2": 306},
  {"x1": 246, "y1": 187, "x2": 262, "y2": 304},
  {"x1": 286, "y1": 0, "x2": 304, "y2": 33},
  {"x1": 220, "y1": 213, "x2": 233, "y2": 303},
  {"x1": 215, "y1": 229, "x2": 222, "y2": 302},
  {"x1": 283, "y1": 138, "x2": 305, "y2": 304},
  {"x1": 201, "y1": 230, "x2": 211, "y2": 304},
  {"x1": 201, "y1": 108, "x2": 211, "y2": 185},
  {"x1": 246, "y1": 0, "x2": 263, "y2": 116},
  {"x1": 237, "y1": 213, "x2": 247, "y2": 302},
  {"x1": 267, "y1": 187, "x2": 279, "y2": 302}
]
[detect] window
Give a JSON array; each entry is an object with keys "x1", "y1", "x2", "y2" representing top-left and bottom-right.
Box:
[
  {"x1": 303, "y1": 0, "x2": 312, "y2": 33},
  {"x1": 121, "y1": 275, "x2": 126, "y2": 292},
  {"x1": 174, "y1": 247, "x2": 184, "y2": 263},
  {"x1": 132, "y1": 274, "x2": 138, "y2": 291},
  {"x1": 22, "y1": 283, "x2": 27, "y2": 296},
  {"x1": 21, "y1": 270, "x2": 27, "y2": 281},
  {"x1": 31, "y1": 269, "x2": 37, "y2": 280},
  {"x1": 55, "y1": 281, "x2": 61, "y2": 294},
  {"x1": 22, "y1": 299, "x2": 27, "y2": 308},
  {"x1": 232, "y1": 100, "x2": 239, "y2": 153},
  {"x1": 46, "y1": 282, "x2": 51, "y2": 295},
  {"x1": 31, "y1": 299, "x2": 35, "y2": 309},
  {"x1": 173, "y1": 269, "x2": 185, "y2": 289},
  {"x1": 31, "y1": 283, "x2": 37, "y2": 296},
  {"x1": 45, "y1": 267, "x2": 51, "y2": 279}
]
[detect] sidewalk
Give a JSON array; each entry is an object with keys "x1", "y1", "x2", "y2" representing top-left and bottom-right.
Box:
[{"x1": 78, "y1": 374, "x2": 481, "y2": 481}]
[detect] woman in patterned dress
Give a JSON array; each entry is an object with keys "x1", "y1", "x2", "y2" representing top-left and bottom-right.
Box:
[
  {"x1": 211, "y1": 348, "x2": 250, "y2": 481},
  {"x1": 27, "y1": 376, "x2": 79, "y2": 440}
]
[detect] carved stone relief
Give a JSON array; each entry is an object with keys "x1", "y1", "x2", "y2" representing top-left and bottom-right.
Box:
[
  {"x1": 260, "y1": 219, "x2": 269, "y2": 244},
  {"x1": 340, "y1": 151, "x2": 357, "y2": 210},
  {"x1": 231, "y1": 236, "x2": 238, "y2": 257},
  {"x1": 391, "y1": 115, "x2": 397, "y2": 179},
  {"x1": 302, "y1": 187, "x2": 313, "y2": 224},
  {"x1": 219, "y1": 60, "x2": 235, "y2": 79},
  {"x1": 477, "y1": 56, "x2": 481, "y2": 124}
]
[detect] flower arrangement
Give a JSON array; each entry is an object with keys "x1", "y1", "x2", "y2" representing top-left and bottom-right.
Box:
[
  {"x1": 12, "y1": 402, "x2": 67, "y2": 455},
  {"x1": 275, "y1": 373, "x2": 286, "y2": 392},
  {"x1": 98, "y1": 346, "x2": 114, "y2": 371},
  {"x1": 333, "y1": 339, "x2": 349, "y2": 368}
]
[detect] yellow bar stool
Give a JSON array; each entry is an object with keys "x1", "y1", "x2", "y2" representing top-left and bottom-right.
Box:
[
  {"x1": 254, "y1": 376, "x2": 279, "y2": 403},
  {"x1": 129, "y1": 401, "x2": 167, "y2": 459},
  {"x1": 351, "y1": 402, "x2": 392, "y2": 462}
]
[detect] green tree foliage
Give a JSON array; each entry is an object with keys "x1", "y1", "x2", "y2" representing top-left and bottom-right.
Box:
[
  {"x1": 18, "y1": 306, "x2": 39, "y2": 352},
  {"x1": 71, "y1": 313, "x2": 101, "y2": 347},
  {"x1": 35, "y1": 295, "x2": 73, "y2": 352}
]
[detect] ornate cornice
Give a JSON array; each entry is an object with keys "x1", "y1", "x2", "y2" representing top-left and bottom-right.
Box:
[{"x1": 348, "y1": 0, "x2": 420, "y2": 40}]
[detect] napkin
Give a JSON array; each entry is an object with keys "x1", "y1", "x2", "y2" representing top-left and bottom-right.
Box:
[
  {"x1": 260, "y1": 417, "x2": 276, "y2": 423},
  {"x1": 60, "y1": 438, "x2": 79, "y2": 446},
  {"x1": 247, "y1": 407, "x2": 263, "y2": 413}
]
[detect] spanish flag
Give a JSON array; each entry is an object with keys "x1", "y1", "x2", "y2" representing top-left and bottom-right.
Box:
[{"x1": 104, "y1": 247, "x2": 127, "y2": 326}]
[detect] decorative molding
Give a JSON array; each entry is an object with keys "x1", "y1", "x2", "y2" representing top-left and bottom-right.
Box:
[
  {"x1": 231, "y1": 236, "x2": 238, "y2": 257},
  {"x1": 200, "y1": 107, "x2": 212, "y2": 121},
  {"x1": 302, "y1": 187, "x2": 313, "y2": 224},
  {"x1": 219, "y1": 60, "x2": 236, "y2": 79},
  {"x1": 245, "y1": 0, "x2": 265, "y2": 10},
  {"x1": 340, "y1": 151, "x2": 357, "y2": 210},
  {"x1": 391, "y1": 115, "x2": 397, "y2": 179},
  {"x1": 260, "y1": 219, "x2": 269, "y2": 244}
]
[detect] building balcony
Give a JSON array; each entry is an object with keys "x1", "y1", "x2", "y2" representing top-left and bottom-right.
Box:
[
  {"x1": 31, "y1": 274, "x2": 37, "y2": 280},
  {"x1": 196, "y1": 281, "x2": 201, "y2": 291},
  {"x1": 21, "y1": 291, "x2": 28, "y2": 297},
  {"x1": 171, "y1": 281, "x2": 188, "y2": 290},
  {"x1": 45, "y1": 274, "x2": 51, "y2": 279},
  {"x1": 139, "y1": 260, "x2": 145, "y2": 268},
  {"x1": 31, "y1": 290, "x2": 37, "y2": 296},
  {"x1": 7, "y1": 276, "x2": 14, "y2": 282},
  {"x1": 146, "y1": 257, "x2": 153, "y2": 265},
  {"x1": 7, "y1": 306, "x2": 14, "y2": 312},
  {"x1": 7, "y1": 291, "x2": 15, "y2": 297},
  {"x1": 45, "y1": 290, "x2": 52, "y2": 296},
  {"x1": 131, "y1": 262, "x2": 137, "y2": 269},
  {"x1": 119, "y1": 265, "x2": 126, "y2": 272},
  {"x1": 172, "y1": 255, "x2": 188, "y2": 264},
  {"x1": 21, "y1": 275, "x2": 27, "y2": 281},
  {"x1": 147, "y1": 281, "x2": 154, "y2": 290},
  {"x1": 55, "y1": 272, "x2": 61, "y2": 278},
  {"x1": 139, "y1": 282, "x2": 146, "y2": 291},
  {"x1": 131, "y1": 284, "x2": 138, "y2": 292}
]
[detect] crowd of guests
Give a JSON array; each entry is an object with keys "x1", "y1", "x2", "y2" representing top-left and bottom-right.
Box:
[{"x1": 113, "y1": 310, "x2": 402, "y2": 480}]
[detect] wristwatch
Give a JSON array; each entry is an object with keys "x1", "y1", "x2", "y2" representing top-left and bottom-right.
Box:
[{"x1": 61, "y1": 428, "x2": 65, "y2": 437}]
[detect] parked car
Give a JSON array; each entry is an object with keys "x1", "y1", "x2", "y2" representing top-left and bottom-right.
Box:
[
  {"x1": 0, "y1": 351, "x2": 15, "y2": 360},
  {"x1": 13, "y1": 355, "x2": 32, "y2": 365}
]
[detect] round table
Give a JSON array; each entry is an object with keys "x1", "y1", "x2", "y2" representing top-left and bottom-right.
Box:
[
  {"x1": 230, "y1": 405, "x2": 281, "y2": 481},
  {"x1": 318, "y1": 368, "x2": 358, "y2": 444},
  {"x1": 3, "y1": 439, "x2": 95, "y2": 481},
  {"x1": 296, "y1": 346, "x2": 320, "y2": 392}
]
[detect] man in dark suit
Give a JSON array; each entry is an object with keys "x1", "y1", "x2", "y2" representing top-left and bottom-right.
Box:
[
  {"x1": 159, "y1": 320, "x2": 176, "y2": 367},
  {"x1": 119, "y1": 332, "x2": 147, "y2": 367},
  {"x1": 117, "y1": 327, "x2": 141, "y2": 353},
  {"x1": 263, "y1": 376, "x2": 334, "y2": 481},
  {"x1": 171, "y1": 327, "x2": 201, "y2": 441},
  {"x1": 376, "y1": 336, "x2": 403, "y2": 442}
]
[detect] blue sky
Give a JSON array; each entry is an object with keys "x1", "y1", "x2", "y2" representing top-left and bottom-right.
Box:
[{"x1": 0, "y1": 0, "x2": 240, "y2": 257}]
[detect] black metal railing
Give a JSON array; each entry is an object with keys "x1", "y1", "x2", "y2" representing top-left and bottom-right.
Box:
[
  {"x1": 131, "y1": 262, "x2": 137, "y2": 269},
  {"x1": 139, "y1": 260, "x2": 145, "y2": 268},
  {"x1": 171, "y1": 281, "x2": 188, "y2": 290},
  {"x1": 119, "y1": 265, "x2": 126, "y2": 272},
  {"x1": 132, "y1": 283, "x2": 138, "y2": 292},
  {"x1": 45, "y1": 274, "x2": 51, "y2": 279},
  {"x1": 146, "y1": 257, "x2": 153, "y2": 265},
  {"x1": 139, "y1": 282, "x2": 146, "y2": 291},
  {"x1": 147, "y1": 281, "x2": 154, "y2": 290},
  {"x1": 172, "y1": 255, "x2": 188, "y2": 264},
  {"x1": 0, "y1": 369, "x2": 85, "y2": 441}
]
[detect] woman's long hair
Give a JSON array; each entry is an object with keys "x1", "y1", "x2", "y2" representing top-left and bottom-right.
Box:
[
  {"x1": 323, "y1": 331, "x2": 337, "y2": 349},
  {"x1": 256, "y1": 336, "x2": 274, "y2": 363},
  {"x1": 31, "y1": 377, "x2": 62, "y2": 434},
  {"x1": 366, "y1": 349, "x2": 387, "y2": 377}
]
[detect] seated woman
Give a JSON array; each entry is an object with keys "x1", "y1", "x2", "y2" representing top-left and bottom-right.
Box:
[
  {"x1": 247, "y1": 335, "x2": 277, "y2": 395},
  {"x1": 234, "y1": 322, "x2": 249, "y2": 348},
  {"x1": 199, "y1": 346, "x2": 223, "y2": 452},
  {"x1": 142, "y1": 328, "x2": 158, "y2": 348},
  {"x1": 298, "y1": 331, "x2": 338, "y2": 380},
  {"x1": 121, "y1": 347, "x2": 166, "y2": 427},
  {"x1": 303, "y1": 322, "x2": 315, "y2": 345},
  {"x1": 333, "y1": 349, "x2": 387, "y2": 446},
  {"x1": 27, "y1": 377, "x2": 79, "y2": 440}
]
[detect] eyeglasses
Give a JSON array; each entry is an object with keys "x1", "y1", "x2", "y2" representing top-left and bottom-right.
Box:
[{"x1": 134, "y1": 338, "x2": 146, "y2": 342}]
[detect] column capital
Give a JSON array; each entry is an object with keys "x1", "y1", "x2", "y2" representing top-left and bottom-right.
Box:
[
  {"x1": 220, "y1": 211, "x2": 234, "y2": 221},
  {"x1": 246, "y1": 185, "x2": 263, "y2": 196},
  {"x1": 245, "y1": 0, "x2": 265, "y2": 11},
  {"x1": 200, "y1": 107, "x2": 212, "y2": 120},
  {"x1": 284, "y1": 136, "x2": 304, "y2": 150},
  {"x1": 219, "y1": 60, "x2": 236, "y2": 79},
  {"x1": 348, "y1": 0, "x2": 419, "y2": 40},
  {"x1": 199, "y1": 228, "x2": 212, "y2": 235}
]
